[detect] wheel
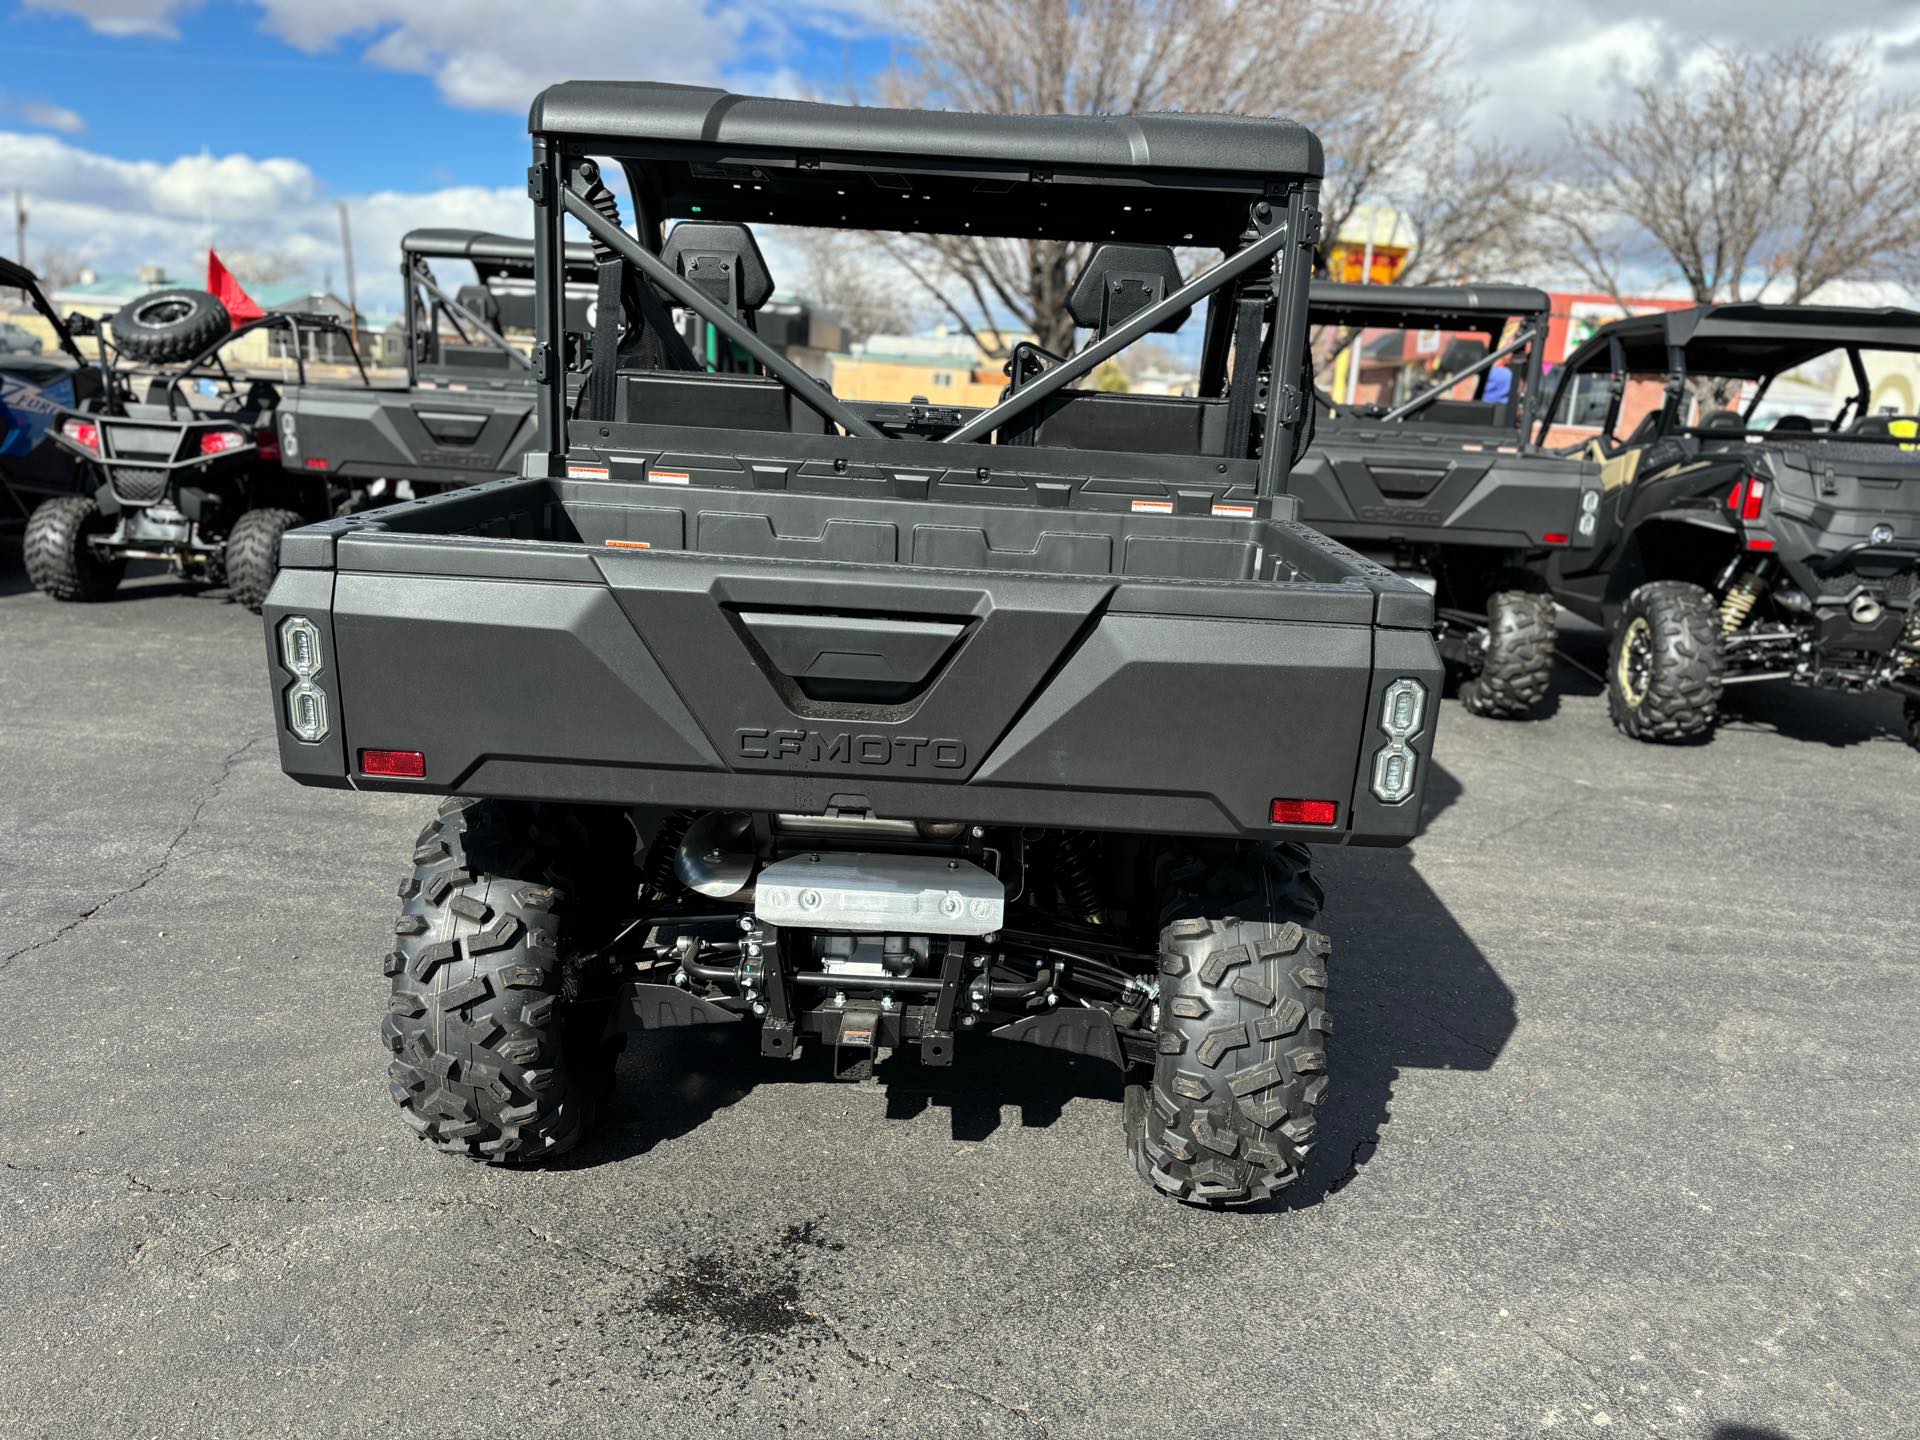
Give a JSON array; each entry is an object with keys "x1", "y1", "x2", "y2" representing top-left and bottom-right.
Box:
[
  {"x1": 383, "y1": 799, "x2": 630, "y2": 1163},
  {"x1": 23, "y1": 495, "x2": 125, "y2": 601},
  {"x1": 1126, "y1": 842, "x2": 1330, "y2": 1207},
  {"x1": 108, "y1": 288, "x2": 229, "y2": 364},
  {"x1": 1606, "y1": 580, "x2": 1724, "y2": 741},
  {"x1": 1459, "y1": 585, "x2": 1557, "y2": 719},
  {"x1": 223, "y1": 506, "x2": 303, "y2": 612}
]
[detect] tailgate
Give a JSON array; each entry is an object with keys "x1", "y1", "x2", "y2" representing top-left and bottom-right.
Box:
[
  {"x1": 277, "y1": 385, "x2": 537, "y2": 487},
  {"x1": 1292, "y1": 438, "x2": 1600, "y2": 550},
  {"x1": 269, "y1": 523, "x2": 1437, "y2": 844}
]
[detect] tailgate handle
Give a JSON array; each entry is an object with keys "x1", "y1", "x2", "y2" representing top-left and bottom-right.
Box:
[
  {"x1": 735, "y1": 610, "x2": 968, "y2": 704},
  {"x1": 415, "y1": 408, "x2": 489, "y2": 445}
]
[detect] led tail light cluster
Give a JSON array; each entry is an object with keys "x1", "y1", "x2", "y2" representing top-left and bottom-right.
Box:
[
  {"x1": 1371, "y1": 678, "x2": 1428, "y2": 804},
  {"x1": 278, "y1": 616, "x2": 328, "y2": 743}
]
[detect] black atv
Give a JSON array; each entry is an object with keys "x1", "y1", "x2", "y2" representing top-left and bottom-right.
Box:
[
  {"x1": 1290, "y1": 282, "x2": 1600, "y2": 718},
  {"x1": 29, "y1": 293, "x2": 348, "y2": 609},
  {"x1": 1536, "y1": 302, "x2": 1920, "y2": 748},
  {"x1": 25, "y1": 232, "x2": 599, "y2": 610},
  {"x1": 263, "y1": 82, "x2": 1444, "y2": 1205}
]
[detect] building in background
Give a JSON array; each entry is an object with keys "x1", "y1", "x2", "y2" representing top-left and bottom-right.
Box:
[{"x1": 829, "y1": 326, "x2": 1024, "y2": 406}]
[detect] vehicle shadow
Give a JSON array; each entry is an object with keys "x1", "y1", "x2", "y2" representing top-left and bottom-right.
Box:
[
  {"x1": 567, "y1": 760, "x2": 1517, "y2": 1215},
  {"x1": 1717, "y1": 679, "x2": 1910, "y2": 750},
  {"x1": 0, "y1": 537, "x2": 29, "y2": 597},
  {"x1": 1552, "y1": 613, "x2": 1609, "y2": 699}
]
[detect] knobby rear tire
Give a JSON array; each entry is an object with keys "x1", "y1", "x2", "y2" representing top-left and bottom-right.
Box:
[
  {"x1": 1127, "y1": 842, "x2": 1330, "y2": 1207},
  {"x1": 382, "y1": 799, "x2": 627, "y2": 1163},
  {"x1": 24, "y1": 495, "x2": 124, "y2": 602},
  {"x1": 1606, "y1": 580, "x2": 1724, "y2": 742}
]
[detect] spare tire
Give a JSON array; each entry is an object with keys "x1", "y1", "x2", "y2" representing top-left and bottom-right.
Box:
[{"x1": 109, "y1": 288, "x2": 230, "y2": 364}]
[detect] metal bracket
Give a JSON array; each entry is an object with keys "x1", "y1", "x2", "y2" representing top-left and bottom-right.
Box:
[
  {"x1": 526, "y1": 165, "x2": 548, "y2": 205},
  {"x1": 753, "y1": 922, "x2": 799, "y2": 1059},
  {"x1": 1299, "y1": 207, "x2": 1323, "y2": 248},
  {"x1": 920, "y1": 937, "x2": 967, "y2": 1067}
]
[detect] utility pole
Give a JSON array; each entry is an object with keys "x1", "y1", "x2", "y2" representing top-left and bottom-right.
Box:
[
  {"x1": 13, "y1": 189, "x2": 25, "y2": 268},
  {"x1": 337, "y1": 201, "x2": 361, "y2": 353}
]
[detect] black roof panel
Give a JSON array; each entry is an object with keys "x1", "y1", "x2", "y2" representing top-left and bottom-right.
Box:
[
  {"x1": 402, "y1": 229, "x2": 593, "y2": 266},
  {"x1": 1564, "y1": 302, "x2": 1920, "y2": 378},
  {"x1": 529, "y1": 81, "x2": 1323, "y2": 180},
  {"x1": 1309, "y1": 280, "x2": 1550, "y2": 325}
]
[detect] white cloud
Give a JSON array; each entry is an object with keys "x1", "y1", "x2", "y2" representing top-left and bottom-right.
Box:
[
  {"x1": 18, "y1": 100, "x2": 88, "y2": 136},
  {"x1": 22, "y1": 0, "x2": 195, "y2": 39},
  {"x1": 25, "y1": 0, "x2": 886, "y2": 112},
  {"x1": 1, "y1": 130, "x2": 526, "y2": 314},
  {"x1": 1432, "y1": 0, "x2": 1920, "y2": 144}
]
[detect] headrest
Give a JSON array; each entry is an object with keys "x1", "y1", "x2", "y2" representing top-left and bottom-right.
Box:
[
  {"x1": 1771, "y1": 414, "x2": 1814, "y2": 432},
  {"x1": 1068, "y1": 244, "x2": 1187, "y2": 335},
  {"x1": 660, "y1": 221, "x2": 774, "y2": 314},
  {"x1": 1698, "y1": 409, "x2": 1745, "y2": 433}
]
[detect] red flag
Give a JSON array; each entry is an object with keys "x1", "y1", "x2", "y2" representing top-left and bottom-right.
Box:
[{"x1": 207, "y1": 250, "x2": 264, "y2": 327}]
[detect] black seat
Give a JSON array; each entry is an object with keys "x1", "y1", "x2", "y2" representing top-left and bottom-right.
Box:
[
  {"x1": 660, "y1": 221, "x2": 774, "y2": 318},
  {"x1": 1067, "y1": 244, "x2": 1188, "y2": 339},
  {"x1": 454, "y1": 283, "x2": 502, "y2": 331}
]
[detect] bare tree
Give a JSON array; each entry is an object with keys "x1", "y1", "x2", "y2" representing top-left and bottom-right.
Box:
[
  {"x1": 1396, "y1": 141, "x2": 1549, "y2": 286},
  {"x1": 1556, "y1": 41, "x2": 1920, "y2": 304},
  {"x1": 876, "y1": 0, "x2": 1498, "y2": 354},
  {"x1": 782, "y1": 227, "x2": 923, "y2": 346},
  {"x1": 32, "y1": 247, "x2": 88, "y2": 292}
]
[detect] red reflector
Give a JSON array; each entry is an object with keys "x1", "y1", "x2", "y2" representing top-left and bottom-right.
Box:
[
  {"x1": 305, "y1": 457, "x2": 330, "y2": 470},
  {"x1": 1271, "y1": 798, "x2": 1339, "y2": 826},
  {"x1": 1741, "y1": 478, "x2": 1765, "y2": 521},
  {"x1": 62, "y1": 420, "x2": 100, "y2": 453},
  {"x1": 255, "y1": 429, "x2": 281, "y2": 462},
  {"x1": 1746, "y1": 536, "x2": 1776, "y2": 552},
  {"x1": 1543, "y1": 531, "x2": 1571, "y2": 545},
  {"x1": 360, "y1": 748, "x2": 425, "y2": 778},
  {"x1": 198, "y1": 429, "x2": 246, "y2": 457}
]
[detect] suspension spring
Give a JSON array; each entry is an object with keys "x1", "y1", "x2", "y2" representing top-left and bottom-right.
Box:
[
  {"x1": 1053, "y1": 832, "x2": 1104, "y2": 925},
  {"x1": 641, "y1": 809, "x2": 698, "y2": 897},
  {"x1": 1720, "y1": 569, "x2": 1770, "y2": 633}
]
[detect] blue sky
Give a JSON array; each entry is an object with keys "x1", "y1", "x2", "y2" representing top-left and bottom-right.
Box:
[{"x1": 6, "y1": 1, "x2": 898, "y2": 194}]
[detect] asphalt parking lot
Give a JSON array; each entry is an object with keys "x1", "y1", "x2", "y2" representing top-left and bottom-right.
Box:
[{"x1": 1, "y1": 540, "x2": 1914, "y2": 1440}]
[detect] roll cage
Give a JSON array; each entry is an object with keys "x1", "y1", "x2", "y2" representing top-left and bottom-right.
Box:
[
  {"x1": 1538, "y1": 303, "x2": 1920, "y2": 453},
  {"x1": 400, "y1": 229, "x2": 597, "y2": 385},
  {"x1": 525, "y1": 82, "x2": 1325, "y2": 498},
  {"x1": 1308, "y1": 281, "x2": 1550, "y2": 434}
]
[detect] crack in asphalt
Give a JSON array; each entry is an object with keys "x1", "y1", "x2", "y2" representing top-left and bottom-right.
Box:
[
  {"x1": 820, "y1": 1321, "x2": 1051, "y2": 1436},
  {"x1": 0, "y1": 735, "x2": 259, "y2": 973}
]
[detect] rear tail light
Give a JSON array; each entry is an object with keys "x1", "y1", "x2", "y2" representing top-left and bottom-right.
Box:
[
  {"x1": 1371, "y1": 678, "x2": 1428, "y2": 804},
  {"x1": 61, "y1": 419, "x2": 100, "y2": 453},
  {"x1": 255, "y1": 428, "x2": 281, "y2": 462},
  {"x1": 277, "y1": 615, "x2": 329, "y2": 742},
  {"x1": 198, "y1": 429, "x2": 247, "y2": 457},
  {"x1": 1271, "y1": 798, "x2": 1339, "y2": 827},
  {"x1": 1728, "y1": 476, "x2": 1766, "y2": 521},
  {"x1": 360, "y1": 749, "x2": 426, "y2": 778}
]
